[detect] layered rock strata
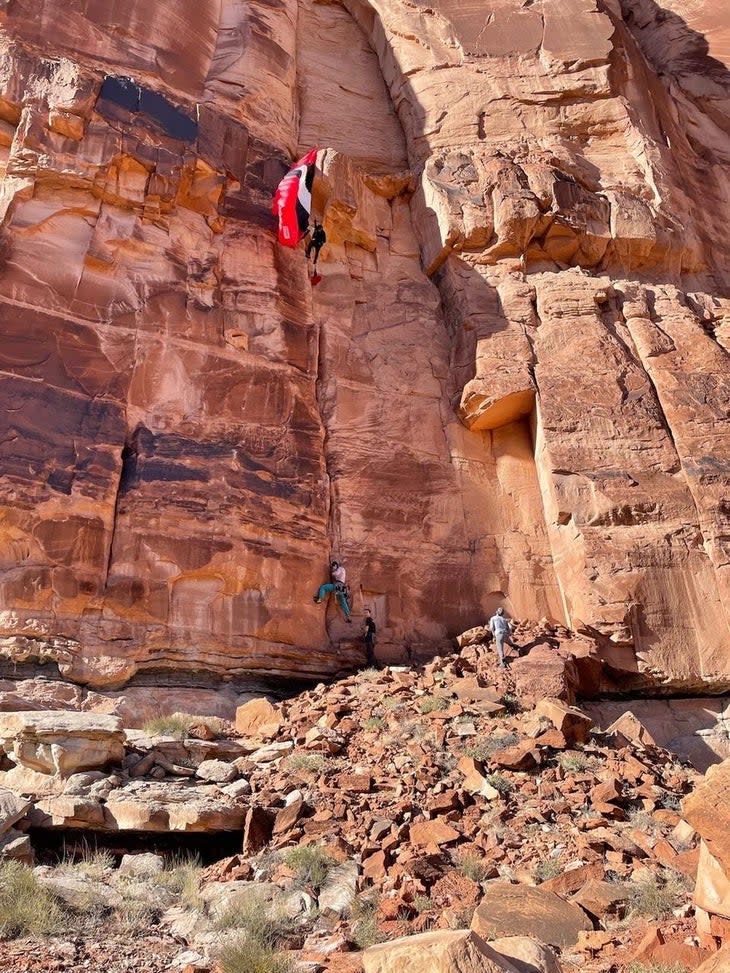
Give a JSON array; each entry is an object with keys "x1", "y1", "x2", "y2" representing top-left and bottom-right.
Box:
[{"x1": 0, "y1": 0, "x2": 727, "y2": 691}]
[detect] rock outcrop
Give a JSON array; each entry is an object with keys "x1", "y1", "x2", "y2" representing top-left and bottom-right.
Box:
[
  {"x1": 682, "y1": 756, "x2": 730, "y2": 946},
  {"x1": 0, "y1": 0, "x2": 727, "y2": 699}
]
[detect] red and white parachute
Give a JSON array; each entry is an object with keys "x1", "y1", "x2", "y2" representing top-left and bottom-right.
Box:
[{"x1": 272, "y1": 148, "x2": 317, "y2": 247}]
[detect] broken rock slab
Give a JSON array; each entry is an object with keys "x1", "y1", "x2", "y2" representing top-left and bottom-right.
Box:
[
  {"x1": 363, "y1": 929, "x2": 524, "y2": 973},
  {"x1": 534, "y1": 698, "x2": 593, "y2": 745},
  {"x1": 471, "y1": 882, "x2": 593, "y2": 949},
  {"x1": 0, "y1": 711, "x2": 125, "y2": 776},
  {"x1": 0, "y1": 787, "x2": 30, "y2": 834},
  {"x1": 489, "y1": 937, "x2": 563, "y2": 973}
]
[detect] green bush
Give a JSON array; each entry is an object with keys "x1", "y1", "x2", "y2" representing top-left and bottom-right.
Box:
[
  {"x1": 214, "y1": 891, "x2": 296, "y2": 945},
  {"x1": 628, "y1": 874, "x2": 688, "y2": 918},
  {"x1": 217, "y1": 935, "x2": 292, "y2": 973},
  {"x1": 463, "y1": 733, "x2": 519, "y2": 761},
  {"x1": 534, "y1": 858, "x2": 562, "y2": 883},
  {"x1": 155, "y1": 855, "x2": 203, "y2": 910},
  {"x1": 418, "y1": 696, "x2": 449, "y2": 714},
  {"x1": 559, "y1": 753, "x2": 589, "y2": 773},
  {"x1": 485, "y1": 773, "x2": 512, "y2": 795},
  {"x1": 283, "y1": 846, "x2": 334, "y2": 891},
  {"x1": 142, "y1": 713, "x2": 194, "y2": 738},
  {"x1": 283, "y1": 752, "x2": 326, "y2": 773},
  {"x1": 364, "y1": 716, "x2": 385, "y2": 731},
  {"x1": 0, "y1": 861, "x2": 66, "y2": 938},
  {"x1": 456, "y1": 853, "x2": 491, "y2": 883},
  {"x1": 625, "y1": 964, "x2": 688, "y2": 973},
  {"x1": 58, "y1": 843, "x2": 114, "y2": 881}
]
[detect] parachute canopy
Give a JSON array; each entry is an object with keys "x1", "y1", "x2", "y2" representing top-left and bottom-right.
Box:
[{"x1": 272, "y1": 148, "x2": 317, "y2": 247}]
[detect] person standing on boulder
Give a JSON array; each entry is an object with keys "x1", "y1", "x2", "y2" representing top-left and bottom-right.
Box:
[
  {"x1": 488, "y1": 607, "x2": 519, "y2": 669},
  {"x1": 313, "y1": 560, "x2": 352, "y2": 622},
  {"x1": 362, "y1": 608, "x2": 377, "y2": 667}
]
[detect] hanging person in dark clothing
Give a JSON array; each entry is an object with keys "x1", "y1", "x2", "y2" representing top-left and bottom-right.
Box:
[
  {"x1": 305, "y1": 220, "x2": 326, "y2": 268},
  {"x1": 363, "y1": 608, "x2": 377, "y2": 667}
]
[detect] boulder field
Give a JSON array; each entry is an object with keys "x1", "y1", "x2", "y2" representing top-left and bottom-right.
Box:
[{"x1": 0, "y1": 637, "x2": 726, "y2": 972}]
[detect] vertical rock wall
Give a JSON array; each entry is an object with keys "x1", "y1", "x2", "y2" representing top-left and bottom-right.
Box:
[{"x1": 0, "y1": 0, "x2": 728, "y2": 691}]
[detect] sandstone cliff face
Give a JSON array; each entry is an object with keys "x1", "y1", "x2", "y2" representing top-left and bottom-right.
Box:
[{"x1": 0, "y1": 0, "x2": 728, "y2": 691}]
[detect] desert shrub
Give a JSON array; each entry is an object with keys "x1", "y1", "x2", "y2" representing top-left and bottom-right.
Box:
[
  {"x1": 217, "y1": 935, "x2": 292, "y2": 973},
  {"x1": 349, "y1": 894, "x2": 386, "y2": 948},
  {"x1": 155, "y1": 855, "x2": 203, "y2": 910},
  {"x1": 364, "y1": 716, "x2": 385, "y2": 731},
  {"x1": 463, "y1": 733, "x2": 519, "y2": 761},
  {"x1": 58, "y1": 842, "x2": 114, "y2": 881},
  {"x1": 283, "y1": 846, "x2": 334, "y2": 891},
  {"x1": 113, "y1": 897, "x2": 156, "y2": 934},
  {"x1": 534, "y1": 858, "x2": 562, "y2": 883},
  {"x1": 627, "y1": 874, "x2": 688, "y2": 918},
  {"x1": 418, "y1": 695, "x2": 449, "y2": 714},
  {"x1": 283, "y1": 752, "x2": 326, "y2": 773},
  {"x1": 216, "y1": 891, "x2": 294, "y2": 937},
  {"x1": 485, "y1": 773, "x2": 512, "y2": 795},
  {"x1": 142, "y1": 714, "x2": 194, "y2": 738},
  {"x1": 456, "y1": 852, "x2": 490, "y2": 883},
  {"x1": 380, "y1": 697, "x2": 402, "y2": 712},
  {"x1": 414, "y1": 895, "x2": 433, "y2": 913},
  {"x1": 0, "y1": 861, "x2": 66, "y2": 938},
  {"x1": 359, "y1": 667, "x2": 382, "y2": 681},
  {"x1": 499, "y1": 693, "x2": 521, "y2": 714},
  {"x1": 657, "y1": 792, "x2": 682, "y2": 811},
  {"x1": 625, "y1": 964, "x2": 688, "y2": 973},
  {"x1": 559, "y1": 753, "x2": 589, "y2": 773}
]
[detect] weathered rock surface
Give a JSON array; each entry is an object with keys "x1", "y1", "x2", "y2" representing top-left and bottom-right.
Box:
[
  {"x1": 0, "y1": 0, "x2": 725, "y2": 698},
  {"x1": 0, "y1": 711, "x2": 125, "y2": 775},
  {"x1": 471, "y1": 882, "x2": 593, "y2": 949},
  {"x1": 683, "y1": 756, "x2": 730, "y2": 946},
  {"x1": 363, "y1": 930, "x2": 522, "y2": 973}
]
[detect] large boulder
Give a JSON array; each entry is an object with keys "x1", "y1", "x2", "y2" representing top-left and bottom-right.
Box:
[
  {"x1": 363, "y1": 930, "x2": 522, "y2": 973},
  {"x1": 682, "y1": 756, "x2": 730, "y2": 941},
  {"x1": 489, "y1": 937, "x2": 563, "y2": 973},
  {"x1": 0, "y1": 712, "x2": 125, "y2": 776},
  {"x1": 534, "y1": 699, "x2": 593, "y2": 746},
  {"x1": 471, "y1": 882, "x2": 593, "y2": 949}
]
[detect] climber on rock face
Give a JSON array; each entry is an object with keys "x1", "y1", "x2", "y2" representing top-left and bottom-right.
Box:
[
  {"x1": 488, "y1": 606, "x2": 519, "y2": 669},
  {"x1": 313, "y1": 559, "x2": 352, "y2": 622},
  {"x1": 305, "y1": 220, "x2": 326, "y2": 266},
  {"x1": 305, "y1": 220, "x2": 326, "y2": 285}
]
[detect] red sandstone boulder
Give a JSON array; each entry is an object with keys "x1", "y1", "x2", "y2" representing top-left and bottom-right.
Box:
[
  {"x1": 362, "y1": 930, "x2": 522, "y2": 973},
  {"x1": 471, "y1": 882, "x2": 593, "y2": 948}
]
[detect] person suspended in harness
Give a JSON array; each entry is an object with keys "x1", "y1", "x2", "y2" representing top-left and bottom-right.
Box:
[
  {"x1": 313, "y1": 560, "x2": 352, "y2": 622},
  {"x1": 488, "y1": 607, "x2": 520, "y2": 669},
  {"x1": 363, "y1": 607, "x2": 377, "y2": 667},
  {"x1": 305, "y1": 220, "x2": 326, "y2": 284}
]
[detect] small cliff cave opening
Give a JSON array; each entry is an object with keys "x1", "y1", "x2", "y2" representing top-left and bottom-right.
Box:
[{"x1": 29, "y1": 827, "x2": 243, "y2": 867}]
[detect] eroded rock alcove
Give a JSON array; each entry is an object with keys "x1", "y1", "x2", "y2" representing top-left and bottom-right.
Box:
[{"x1": 0, "y1": 0, "x2": 728, "y2": 699}]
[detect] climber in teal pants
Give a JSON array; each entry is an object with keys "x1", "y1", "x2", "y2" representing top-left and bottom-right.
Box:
[{"x1": 313, "y1": 561, "x2": 352, "y2": 622}]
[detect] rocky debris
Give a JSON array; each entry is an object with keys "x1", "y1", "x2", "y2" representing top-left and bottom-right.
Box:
[{"x1": 0, "y1": 641, "x2": 714, "y2": 973}]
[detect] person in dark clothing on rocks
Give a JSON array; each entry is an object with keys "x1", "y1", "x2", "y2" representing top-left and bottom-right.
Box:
[
  {"x1": 313, "y1": 560, "x2": 352, "y2": 622},
  {"x1": 363, "y1": 608, "x2": 377, "y2": 667},
  {"x1": 488, "y1": 606, "x2": 519, "y2": 669}
]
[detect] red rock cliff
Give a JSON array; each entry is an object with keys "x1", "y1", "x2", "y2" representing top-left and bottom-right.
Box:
[{"x1": 0, "y1": 0, "x2": 728, "y2": 691}]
